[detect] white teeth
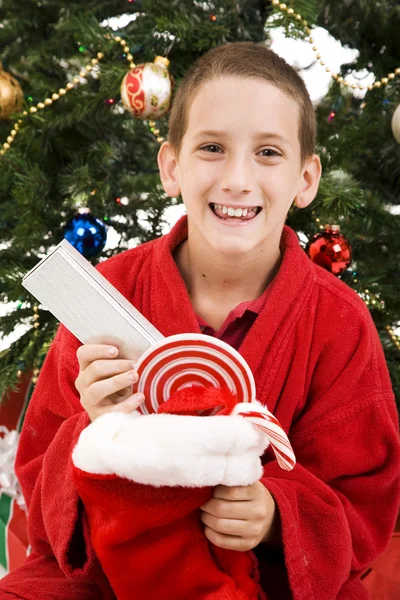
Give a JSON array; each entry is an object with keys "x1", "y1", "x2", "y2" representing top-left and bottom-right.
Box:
[{"x1": 211, "y1": 203, "x2": 259, "y2": 218}]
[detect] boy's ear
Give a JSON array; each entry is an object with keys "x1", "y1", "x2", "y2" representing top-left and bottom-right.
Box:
[
  {"x1": 157, "y1": 142, "x2": 181, "y2": 197},
  {"x1": 293, "y1": 154, "x2": 322, "y2": 209}
]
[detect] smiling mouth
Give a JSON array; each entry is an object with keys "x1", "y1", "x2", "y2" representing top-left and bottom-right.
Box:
[{"x1": 209, "y1": 203, "x2": 262, "y2": 221}]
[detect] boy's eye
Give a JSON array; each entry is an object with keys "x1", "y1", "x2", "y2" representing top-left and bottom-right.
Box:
[
  {"x1": 200, "y1": 144, "x2": 222, "y2": 153},
  {"x1": 258, "y1": 148, "x2": 280, "y2": 158},
  {"x1": 199, "y1": 145, "x2": 281, "y2": 157}
]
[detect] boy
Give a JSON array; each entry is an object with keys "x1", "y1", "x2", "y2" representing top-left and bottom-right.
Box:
[{"x1": 0, "y1": 42, "x2": 399, "y2": 599}]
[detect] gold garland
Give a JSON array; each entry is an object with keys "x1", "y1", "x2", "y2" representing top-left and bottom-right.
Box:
[
  {"x1": 271, "y1": 1, "x2": 400, "y2": 350},
  {"x1": 386, "y1": 326, "x2": 400, "y2": 351},
  {"x1": 0, "y1": 36, "x2": 138, "y2": 157},
  {"x1": 3, "y1": 4, "x2": 400, "y2": 155},
  {"x1": 4, "y1": 23, "x2": 398, "y2": 386},
  {"x1": 271, "y1": 0, "x2": 400, "y2": 91},
  {"x1": 149, "y1": 120, "x2": 165, "y2": 143}
]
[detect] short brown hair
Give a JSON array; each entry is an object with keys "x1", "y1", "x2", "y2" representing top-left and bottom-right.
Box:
[{"x1": 168, "y1": 42, "x2": 316, "y2": 165}]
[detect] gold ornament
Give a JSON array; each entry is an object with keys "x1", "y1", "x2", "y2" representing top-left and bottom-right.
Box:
[
  {"x1": 0, "y1": 63, "x2": 23, "y2": 120},
  {"x1": 391, "y1": 104, "x2": 400, "y2": 144}
]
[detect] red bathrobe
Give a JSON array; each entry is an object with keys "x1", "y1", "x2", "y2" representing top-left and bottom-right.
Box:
[{"x1": 0, "y1": 216, "x2": 399, "y2": 599}]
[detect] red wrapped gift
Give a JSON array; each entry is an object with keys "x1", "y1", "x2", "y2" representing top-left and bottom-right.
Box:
[{"x1": 0, "y1": 372, "x2": 34, "y2": 572}]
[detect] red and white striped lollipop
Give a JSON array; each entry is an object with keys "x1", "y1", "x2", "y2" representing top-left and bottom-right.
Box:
[
  {"x1": 132, "y1": 333, "x2": 296, "y2": 471},
  {"x1": 132, "y1": 333, "x2": 256, "y2": 415}
]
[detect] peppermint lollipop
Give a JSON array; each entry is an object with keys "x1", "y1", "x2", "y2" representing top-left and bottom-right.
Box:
[
  {"x1": 132, "y1": 333, "x2": 296, "y2": 471},
  {"x1": 132, "y1": 333, "x2": 255, "y2": 415}
]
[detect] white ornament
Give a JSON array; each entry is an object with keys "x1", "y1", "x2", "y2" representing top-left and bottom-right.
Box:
[
  {"x1": 391, "y1": 103, "x2": 400, "y2": 144},
  {"x1": 120, "y1": 57, "x2": 172, "y2": 120}
]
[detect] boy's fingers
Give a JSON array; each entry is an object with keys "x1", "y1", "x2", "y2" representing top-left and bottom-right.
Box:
[
  {"x1": 76, "y1": 343, "x2": 119, "y2": 370},
  {"x1": 82, "y1": 359, "x2": 136, "y2": 388},
  {"x1": 87, "y1": 370, "x2": 139, "y2": 404},
  {"x1": 75, "y1": 359, "x2": 137, "y2": 395},
  {"x1": 109, "y1": 393, "x2": 146, "y2": 414}
]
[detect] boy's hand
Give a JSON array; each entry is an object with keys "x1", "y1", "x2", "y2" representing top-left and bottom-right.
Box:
[
  {"x1": 75, "y1": 344, "x2": 145, "y2": 422},
  {"x1": 200, "y1": 481, "x2": 279, "y2": 551}
]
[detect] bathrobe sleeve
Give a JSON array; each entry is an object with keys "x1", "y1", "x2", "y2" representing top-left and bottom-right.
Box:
[
  {"x1": 0, "y1": 324, "x2": 115, "y2": 599},
  {"x1": 259, "y1": 299, "x2": 400, "y2": 600}
]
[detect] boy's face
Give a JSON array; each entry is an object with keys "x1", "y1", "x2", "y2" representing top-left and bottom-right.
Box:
[{"x1": 159, "y1": 76, "x2": 321, "y2": 258}]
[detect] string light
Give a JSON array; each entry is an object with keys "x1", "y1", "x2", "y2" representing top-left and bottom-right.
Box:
[{"x1": 327, "y1": 111, "x2": 336, "y2": 123}]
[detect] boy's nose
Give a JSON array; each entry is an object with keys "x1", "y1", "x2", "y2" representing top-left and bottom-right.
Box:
[{"x1": 220, "y1": 156, "x2": 254, "y2": 195}]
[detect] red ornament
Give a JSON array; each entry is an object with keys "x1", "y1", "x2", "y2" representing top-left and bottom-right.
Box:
[
  {"x1": 305, "y1": 224, "x2": 352, "y2": 276},
  {"x1": 120, "y1": 56, "x2": 172, "y2": 119}
]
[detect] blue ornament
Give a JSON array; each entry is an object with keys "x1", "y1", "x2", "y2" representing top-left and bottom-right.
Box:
[{"x1": 64, "y1": 212, "x2": 107, "y2": 258}]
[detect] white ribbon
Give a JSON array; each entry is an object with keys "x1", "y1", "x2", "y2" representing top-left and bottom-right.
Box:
[{"x1": 0, "y1": 426, "x2": 26, "y2": 510}]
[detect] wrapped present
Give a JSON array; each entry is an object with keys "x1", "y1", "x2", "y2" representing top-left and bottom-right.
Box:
[{"x1": 0, "y1": 372, "x2": 34, "y2": 572}]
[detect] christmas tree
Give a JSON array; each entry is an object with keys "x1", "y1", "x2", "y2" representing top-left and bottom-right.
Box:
[
  {"x1": 282, "y1": 0, "x2": 400, "y2": 400},
  {"x1": 0, "y1": 0, "x2": 399, "y2": 404}
]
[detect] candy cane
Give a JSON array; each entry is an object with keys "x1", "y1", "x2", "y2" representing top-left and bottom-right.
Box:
[{"x1": 232, "y1": 404, "x2": 296, "y2": 471}]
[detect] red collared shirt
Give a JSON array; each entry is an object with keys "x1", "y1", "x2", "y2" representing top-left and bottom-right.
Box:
[{"x1": 196, "y1": 284, "x2": 272, "y2": 350}]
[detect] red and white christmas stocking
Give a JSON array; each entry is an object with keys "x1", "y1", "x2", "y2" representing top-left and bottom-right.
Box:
[{"x1": 72, "y1": 387, "x2": 272, "y2": 600}]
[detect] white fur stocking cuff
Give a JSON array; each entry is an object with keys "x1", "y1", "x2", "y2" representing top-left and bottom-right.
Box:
[{"x1": 72, "y1": 410, "x2": 269, "y2": 487}]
